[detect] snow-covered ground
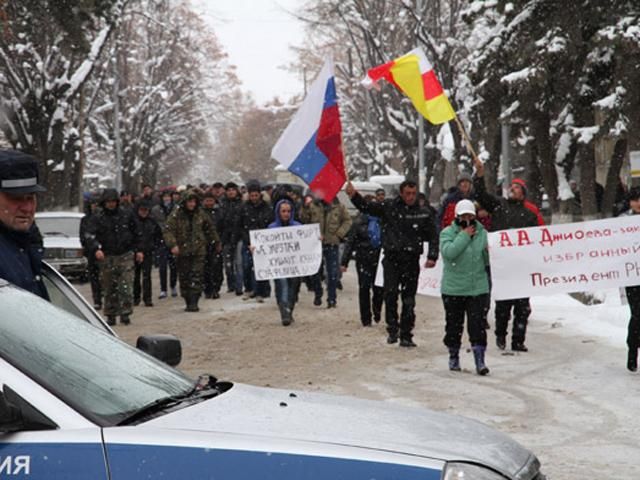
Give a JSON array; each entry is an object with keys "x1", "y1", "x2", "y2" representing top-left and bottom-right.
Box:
[{"x1": 531, "y1": 289, "x2": 629, "y2": 347}]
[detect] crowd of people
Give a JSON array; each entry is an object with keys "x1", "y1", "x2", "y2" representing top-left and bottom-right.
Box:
[{"x1": 1, "y1": 147, "x2": 639, "y2": 375}]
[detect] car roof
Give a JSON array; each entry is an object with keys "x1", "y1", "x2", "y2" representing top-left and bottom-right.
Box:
[{"x1": 36, "y1": 211, "x2": 85, "y2": 218}]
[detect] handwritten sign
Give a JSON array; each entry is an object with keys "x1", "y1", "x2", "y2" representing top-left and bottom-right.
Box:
[
  {"x1": 250, "y1": 224, "x2": 322, "y2": 280},
  {"x1": 489, "y1": 215, "x2": 640, "y2": 300},
  {"x1": 374, "y1": 243, "x2": 443, "y2": 297}
]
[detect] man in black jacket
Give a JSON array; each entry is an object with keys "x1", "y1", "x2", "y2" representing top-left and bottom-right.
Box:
[
  {"x1": 133, "y1": 198, "x2": 162, "y2": 307},
  {"x1": 341, "y1": 196, "x2": 384, "y2": 327},
  {"x1": 239, "y1": 182, "x2": 273, "y2": 301},
  {"x1": 0, "y1": 150, "x2": 49, "y2": 300},
  {"x1": 346, "y1": 180, "x2": 439, "y2": 347},
  {"x1": 85, "y1": 188, "x2": 143, "y2": 326},
  {"x1": 220, "y1": 182, "x2": 244, "y2": 295},
  {"x1": 80, "y1": 193, "x2": 102, "y2": 308},
  {"x1": 473, "y1": 164, "x2": 541, "y2": 352}
]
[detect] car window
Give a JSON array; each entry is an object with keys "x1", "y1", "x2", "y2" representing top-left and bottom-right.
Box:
[
  {"x1": 42, "y1": 273, "x2": 86, "y2": 320},
  {"x1": 36, "y1": 217, "x2": 81, "y2": 237},
  {"x1": 0, "y1": 284, "x2": 193, "y2": 426}
]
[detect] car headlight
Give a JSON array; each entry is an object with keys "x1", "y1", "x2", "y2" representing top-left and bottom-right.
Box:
[{"x1": 443, "y1": 463, "x2": 507, "y2": 480}]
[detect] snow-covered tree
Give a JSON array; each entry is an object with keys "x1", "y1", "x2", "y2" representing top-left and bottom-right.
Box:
[
  {"x1": 85, "y1": 0, "x2": 240, "y2": 191},
  {"x1": 0, "y1": 0, "x2": 127, "y2": 208}
]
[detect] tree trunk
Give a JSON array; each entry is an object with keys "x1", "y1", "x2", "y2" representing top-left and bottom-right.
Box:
[
  {"x1": 601, "y1": 138, "x2": 627, "y2": 217},
  {"x1": 578, "y1": 143, "x2": 598, "y2": 220}
]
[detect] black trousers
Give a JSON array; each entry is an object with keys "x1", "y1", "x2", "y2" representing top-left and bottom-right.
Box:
[
  {"x1": 495, "y1": 298, "x2": 531, "y2": 344},
  {"x1": 134, "y1": 253, "x2": 153, "y2": 304},
  {"x1": 203, "y1": 246, "x2": 224, "y2": 295},
  {"x1": 158, "y1": 246, "x2": 177, "y2": 292},
  {"x1": 86, "y1": 256, "x2": 102, "y2": 305},
  {"x1": 355, "y1": 252, "x2": 383, "y2": 326},
  {"x1": 625, "y1": 285, "x2": 640, "y2": 350},
  {"x1": 383, "y1": 252, "x2": 420, "y2": 340},
  {"x1": 442, "y1": 294, "x2": 489, "y2": 348}
]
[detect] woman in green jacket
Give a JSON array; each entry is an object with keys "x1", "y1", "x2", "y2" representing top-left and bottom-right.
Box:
[{"x1": 439, "y1": 199, "x2": 490, "y2": 375}]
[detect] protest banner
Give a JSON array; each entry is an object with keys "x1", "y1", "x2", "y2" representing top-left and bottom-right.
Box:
[
  {"x1": 374, "y1": 243, "x2": 443, "y2": 297},
  {"x1": 250, "y1": 224, "x2": 322, "y2": 281},
  {"x1": 489, "y1": 215, "x2": 640, "y2": 300}
]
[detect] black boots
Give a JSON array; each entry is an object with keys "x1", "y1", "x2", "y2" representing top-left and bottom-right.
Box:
[
  {"x1": 628, "y1": 348, "x2": 638, "y2": 372},
  {"x1": 185, "y1": 295, "x2": 200, "y2": 312},
  {"x1": 472, "y1": 346, "x2": 490, "y2": 376},
  {"x1": 448, "y1": 348, "x2": 461, "y2": 371},
  {"x1": 106, "y1": 316, "x2": 116, "y2": 326},
  {"x1": 278, "y1": 303, "x2": 294, "y2": 326}
]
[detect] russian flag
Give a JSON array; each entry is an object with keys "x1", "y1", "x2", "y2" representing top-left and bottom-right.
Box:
[{"x1": 271, "y1": 58, "x2": 346, "y2": 203}]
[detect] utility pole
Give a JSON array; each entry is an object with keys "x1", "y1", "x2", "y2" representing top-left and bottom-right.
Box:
[
  {"x1": 417, "y1": 0, "x2": 426, "y2": 193},
  {"x1": 113, "y1": 41, "x2": 123, "y2": 192}
]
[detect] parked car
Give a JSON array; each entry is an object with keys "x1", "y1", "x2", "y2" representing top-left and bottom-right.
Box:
[
  {"x1": 35, "y1": 211, "x2": 87, "y2": 280},
  {"x1": 0, "y1": 271, "x2": 546, "y2": 480}
]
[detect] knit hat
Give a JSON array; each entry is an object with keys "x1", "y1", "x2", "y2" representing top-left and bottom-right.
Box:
[
  {"x1": 457, "y1": 172, "x2": 473, "y2": 185},
  {"x1": 511, "y1": 178, "x2": 527, "y2": 196}
]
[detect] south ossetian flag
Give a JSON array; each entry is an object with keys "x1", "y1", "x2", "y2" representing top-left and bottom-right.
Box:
[
  {"x1": 271, "y1": 58, "x2": 346, "y2": 203},
  {"x1": 363, "y1": 47, "x2": 455, "y2": 125}
]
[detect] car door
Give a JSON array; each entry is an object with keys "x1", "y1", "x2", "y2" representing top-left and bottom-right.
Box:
[{"x1": 0, "y1": 360, "x2": 108, "y2": 479}]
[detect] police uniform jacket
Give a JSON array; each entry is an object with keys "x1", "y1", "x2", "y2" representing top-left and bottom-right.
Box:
[{"x1": 0, "y1": 222, "x2": 49, "y2": 299}]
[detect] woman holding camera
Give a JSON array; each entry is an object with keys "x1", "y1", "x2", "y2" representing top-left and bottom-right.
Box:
[{"x1": 439, "y1": 199, "x2": 490, "y2": 375}]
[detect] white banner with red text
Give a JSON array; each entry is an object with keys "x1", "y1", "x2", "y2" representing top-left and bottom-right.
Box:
[
  {"x1": 374, "y1": 243, "x2": 444, "y2": 297},
  {"x1": 488, "y1": 215, "x2": 640, "y2": 300},
  {"x1": 250, "y1": 224, "x2": 322, "y2": 280}
]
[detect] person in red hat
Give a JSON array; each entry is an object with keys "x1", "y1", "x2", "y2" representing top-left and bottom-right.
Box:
[{"x1": 473, "y1": 165, "x2": 544, "y2": 353}]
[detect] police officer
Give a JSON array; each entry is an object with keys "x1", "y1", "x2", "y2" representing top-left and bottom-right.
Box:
[
  {"x1": 164, "y1": 189, "x2": 220, "y2": 312},
  {"x1": 85, "y1": 188, "x2": 144, "y2": 326},
  {"x1": 0, "y1": 149, "x2": 48, "y2": 299},
  {"x1": 346, "y1": 180, "x2": 439, "y2": 347}
]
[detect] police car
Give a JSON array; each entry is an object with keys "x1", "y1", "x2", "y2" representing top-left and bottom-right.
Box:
[{"x1": 0, "y1": 277, "x2": 546, "y2": 479}]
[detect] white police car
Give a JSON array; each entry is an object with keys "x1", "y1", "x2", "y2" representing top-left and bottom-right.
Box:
[{"x1": 0, "y1": 278, "x2": 546, "y2": 480}]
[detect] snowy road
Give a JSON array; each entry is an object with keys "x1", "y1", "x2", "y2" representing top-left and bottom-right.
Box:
[{"x1": 80, "y1": 271, "x2": 640, "y2": 479}]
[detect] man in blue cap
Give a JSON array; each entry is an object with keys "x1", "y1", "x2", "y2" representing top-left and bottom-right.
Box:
[{"x1": 0, "y1": 149, "x2": 49, "y2": 299}]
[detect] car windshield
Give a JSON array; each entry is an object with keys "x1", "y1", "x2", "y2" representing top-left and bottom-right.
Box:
[
  {"x1": 36, "y1": 217, "x2": 81, "y2": 237},
  {"x1": 0, "y1": 284, "x2": 194, "y2": 426}
]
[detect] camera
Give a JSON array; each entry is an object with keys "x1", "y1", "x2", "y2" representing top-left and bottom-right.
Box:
[{"x1": 456, "y1": 218, "x2": 476, "y2": 229}]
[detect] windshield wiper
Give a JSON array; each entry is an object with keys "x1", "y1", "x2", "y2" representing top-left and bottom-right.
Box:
[
  {"x1": 42, "y1": 231, "x2": 70, "y2": 238},
  {"x1": 116, "y1": 374, "x2": 224, "y2": 426}
]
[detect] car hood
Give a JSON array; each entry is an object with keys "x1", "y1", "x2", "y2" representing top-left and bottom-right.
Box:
[
  {"x1": 145, "y1": 383, "x2": 534, "y2": 477},
  {"x1": 42, "y1": 236, "x2": 82, "y2": 249}
]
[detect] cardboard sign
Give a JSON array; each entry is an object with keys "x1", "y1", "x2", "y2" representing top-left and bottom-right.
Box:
[{"x1": 250, "y1": 224, "x2": 322, "y2": 280}]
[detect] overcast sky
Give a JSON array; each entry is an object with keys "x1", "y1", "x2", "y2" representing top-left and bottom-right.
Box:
[{"x1": 192, "y1": 0, "x2": 305, "y2": 105}]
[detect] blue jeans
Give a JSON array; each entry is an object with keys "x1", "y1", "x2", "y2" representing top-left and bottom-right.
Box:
[
  {"x1": 313, "y1": 245, "x2": 339, "y2": 304},
  {"x1": 275, "y1": 277, "x2": 300, "y2": 307}
]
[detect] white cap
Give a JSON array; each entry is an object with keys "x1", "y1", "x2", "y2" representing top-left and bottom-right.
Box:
[{"x1": 455, "y1": 199, "x2": 476, "y2": 216}]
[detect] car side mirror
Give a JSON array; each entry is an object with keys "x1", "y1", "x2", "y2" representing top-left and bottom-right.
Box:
[
  {"x1": 0, "y1": 389, "x2": 24, "y2": 433},
  {"x1": 136, "y1": 334, "x2": 182, "y2": 367}
]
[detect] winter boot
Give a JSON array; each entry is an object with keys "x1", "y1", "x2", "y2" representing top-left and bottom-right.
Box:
[
  {"x1": 106, "y1": 316, "x2": 116, "y2": 326},
  {"x1": 120, "y1": 315, "x2": 130, "y2": 325},
  {"x1": 496, "y1": 336, "x2": 506, "y2": 350},
  {"x1": 279, "y1": 303, "x2": 292, "y2": 326},
  {"x1": 186, "y1": 295, "x2": 200, "y2": 312},
  {"x1": 627, "y1": 348, "x2": 638, "y2": 372},
  {"x1": 472, "y1": 346, "x2": 490, "y2": 376},
  {"x1": 288, "y1": 302, "x2": 296, "y2": 324},
  {"x1": 448, "y1": 348, "x2": 461, "y2": 372}
]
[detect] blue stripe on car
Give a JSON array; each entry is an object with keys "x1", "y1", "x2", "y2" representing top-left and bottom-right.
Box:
[{"x1": 106, "y1": 444, "x2": 443, "y2": 479}]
